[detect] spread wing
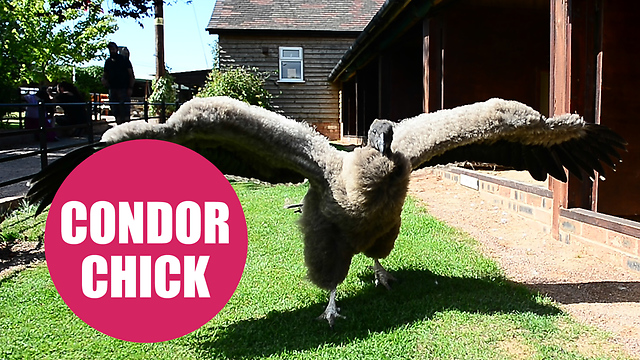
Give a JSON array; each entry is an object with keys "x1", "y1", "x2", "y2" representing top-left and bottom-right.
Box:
[
  {"x1": 27, "y1": 96, "x2": 341, "y2": 213},
  {"x1": 391, "y1": 98, "x2": 626, "y2": 182}
]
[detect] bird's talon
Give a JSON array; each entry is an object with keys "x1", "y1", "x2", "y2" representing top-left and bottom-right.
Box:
[
  {"x1": 317, "y1": 309, "x2": 345, "y2": 328},
  {"x1": 372, "y1": 259, "x2": 396, "y2": 290},
  {"x1": 318, "y1": 288, "x2": 344, "y2": 328}
]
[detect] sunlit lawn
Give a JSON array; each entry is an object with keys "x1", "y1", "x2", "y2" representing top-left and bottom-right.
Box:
[{"x1": 0, "y1": 182, "x2": 629, "y2": 359}]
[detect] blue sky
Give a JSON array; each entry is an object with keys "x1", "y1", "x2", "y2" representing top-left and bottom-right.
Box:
[{"x1": 86, "y1": 0, "x2": 217, "y2": 79}]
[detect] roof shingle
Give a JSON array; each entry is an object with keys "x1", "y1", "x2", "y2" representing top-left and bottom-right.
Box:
[{"x1": 207, "y1": 0, "x2": 387, "y2": 33}]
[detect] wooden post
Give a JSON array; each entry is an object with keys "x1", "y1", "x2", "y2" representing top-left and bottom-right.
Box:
[
  {"x1": 154, "y1": 0, "x2": 165, "y2": 79},
  {"x1": 550, "y1": 0, "x2": 606, "y2": 237},
  {"x1": 422, "y1": 18, "x2": 430, "y2": 113},
  {"x1": 422, "y1": 17, "x2": 443, "y2": 113},
  {"x1": 549, "y1": 0, "x2": 571, "y2": 239}
]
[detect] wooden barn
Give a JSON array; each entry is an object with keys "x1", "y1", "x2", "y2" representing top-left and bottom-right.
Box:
[
  {"x1": 329, "y1": 0, "x2": 640, "y2": 239},
  {"x1": 206, "y1": 0, "x2": 385, "y2": 140}
]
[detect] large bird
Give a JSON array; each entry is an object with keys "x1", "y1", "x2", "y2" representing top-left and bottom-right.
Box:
[{"x1": 27, "y1": 96, "x2": 626, "y2": 327}]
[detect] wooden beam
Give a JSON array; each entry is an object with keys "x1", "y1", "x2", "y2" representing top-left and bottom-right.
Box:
[
  {"x1": 422, "y1": 17, "x2": 443, "y2": 113},
  {"x1": 592, "y1": 15, "x2": 604, "y2": 212},
  {"x1": 422, "y1": 18, "x2": 429, "y2": 113},
  {"x1": 549, "y1": 0, "x2": 571, "y2": 240}
]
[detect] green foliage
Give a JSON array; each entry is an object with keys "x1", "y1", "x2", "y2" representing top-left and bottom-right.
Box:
[
  {"x1": 0, "y1": 0, "x2": 116, "y2": 101},
  {"x1": 71, "y1": 66, "x2": 108, "y2": 95},
  {"x1": 75, "y1": 65, "x2": 108, "y2": 97},
  {"x1": 149, "y1": 74, "x2": 177, "y2": 117},
  {"x1": 0, "y1": 201, "x2": 47, "y2": 246},
  {"x1": 17, "y1": 1, "x2": 187, "y2": 22},
  {"x1": 197, "y1": 66, "x2": 274, "y2": 110},
  {"x1": 50, "y1": 65, "x2": 108, "y2": 100},
  {"x1": 210, "y1": 37, "x2": 220, "y2": 70},
  {"x1": 106, "y1": 0, "x2": 183, "y2": 21},
  {"x1": 0, "y1": 183, "x2": 630, "y2": 359}
]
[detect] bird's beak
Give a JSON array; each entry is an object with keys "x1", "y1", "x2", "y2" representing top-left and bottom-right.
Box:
[{"x1": 374, "y1": 133, "x2": 391, "y2": 156}]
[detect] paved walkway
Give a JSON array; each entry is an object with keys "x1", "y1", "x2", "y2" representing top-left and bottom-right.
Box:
[
  {"x1": 0, "y1": 136, "x2": 93, "y2": 199},
  {"x1": 0, "y1": 117, "x2": 116, "y2": 201}
]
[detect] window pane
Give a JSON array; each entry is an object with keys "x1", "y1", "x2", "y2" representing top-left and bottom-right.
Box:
[
  {"x1": 281, "y1": 60, "x2": 302, "y2": 79},
  {"x1": 281, "y1": 49, "x2": 300, "y2": 58}
]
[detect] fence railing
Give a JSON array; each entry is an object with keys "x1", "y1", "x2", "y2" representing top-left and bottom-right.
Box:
[{"x1": 0, "y1": 99, "x2": 181, "y2": 192}]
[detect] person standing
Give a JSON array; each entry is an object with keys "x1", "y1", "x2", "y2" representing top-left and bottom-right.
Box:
[
  {"x1": 23, "y1": 88, "x2": 56, "y2": 141},
  {"x1": 102, "y1": 42, "x2": 135, "y2": 124}
]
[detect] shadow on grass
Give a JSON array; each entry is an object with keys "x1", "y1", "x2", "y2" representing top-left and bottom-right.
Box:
[
  {"x1": 194, "y1": 268, "x2": 560, "y2": 358},
  {"x1": 530, "y1": 281, "x2": 640, "y2": 304},
  {"x1": 0, "y1": 241, "x2": 44, "y2": 281}
]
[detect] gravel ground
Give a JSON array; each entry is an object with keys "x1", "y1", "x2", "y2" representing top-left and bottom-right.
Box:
[{"x1": 409, "y1": 168, "x2": 640, "y2": 359}]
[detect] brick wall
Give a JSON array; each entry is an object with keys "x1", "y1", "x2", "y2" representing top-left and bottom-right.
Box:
[
  {"x1": 559, "y1": 208, "x2": 640, "y2": 272},
  {"x1": 433, "y1": 167, "x2": 553, "y2": 234},
  {"x1": 431, "y1": 166, "x2": 640, "y2": 274}
]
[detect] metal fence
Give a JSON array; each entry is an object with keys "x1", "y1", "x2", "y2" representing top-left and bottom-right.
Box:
[{"x1": 0, "y1": 99, "x2": 180, "y2": 192}]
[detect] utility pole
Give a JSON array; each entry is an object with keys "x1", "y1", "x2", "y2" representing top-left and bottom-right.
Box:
[{"x1": 154, "y1": 0, "x2": 165, "y2": 79}]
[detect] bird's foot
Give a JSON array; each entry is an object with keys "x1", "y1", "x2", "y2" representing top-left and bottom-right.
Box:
[
  {"x1": 317, "y1": 288, "x2": 344, "y2": 328},
  {"x1": 369, "y1": 259, "x2": 397, "y2": 290}
]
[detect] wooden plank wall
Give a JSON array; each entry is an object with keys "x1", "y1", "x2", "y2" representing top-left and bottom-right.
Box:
[
  {"x1": 435, "y1": 2, "x2": 550, "y2": 111},
  {"x1": 218, "y1": 35, "x2": 357, "y2": 140},
  {"x1": 551, "y1": 0, "x2": 640, "y2": 221},
  {"x1": 596, "y1": 1, "x2": 640, "y2": 221},
  {"x1": 341, "y1": 23, "x2": 425, "y2": 138}
]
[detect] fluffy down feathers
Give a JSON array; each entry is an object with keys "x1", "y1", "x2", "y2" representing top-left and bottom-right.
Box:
[
  {"x1": 393, "y1": 98, "x2": 625, "y2": 181},
  {"x1": 26, "y1": 96, "x2": 625, "y2": 326}
]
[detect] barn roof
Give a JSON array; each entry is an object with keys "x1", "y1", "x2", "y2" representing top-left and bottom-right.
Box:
[{"x1": 206, "y1": 0, "x2": 386, "y2": 34}]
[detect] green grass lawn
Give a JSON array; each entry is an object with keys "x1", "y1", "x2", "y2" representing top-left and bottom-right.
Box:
[{"x1": 0, "y1": 182, "x2": 630, "y2": 359}]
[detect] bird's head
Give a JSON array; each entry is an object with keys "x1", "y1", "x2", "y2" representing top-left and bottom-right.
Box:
[{"x1": 367, "y1": 119, "x2": 394, "y2": 156}]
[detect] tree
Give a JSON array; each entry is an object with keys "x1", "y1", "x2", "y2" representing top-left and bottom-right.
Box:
[
  {"x1": 74, "y1": 66, "x2": 109, "y2": 96},
  {"x1": 53, "y1": 1, "x2": 189, "y2": 81},
  {"x1": 53, "y1": 65, "x2": 108, "y2": 99},
  {"x1": 49, "y1": 0, "x2": 187, "y2": 22},
  {"x1": 0, "y1": 0, "x2": 116, "y2": 101}
]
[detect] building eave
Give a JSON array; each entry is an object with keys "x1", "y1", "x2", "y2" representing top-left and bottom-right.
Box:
[
  {"x1": 328, "y1": 0, "x2": 451, "y2": 83},
  {"x1": 207, "y1": 28, "x2": 361, "y2": 38}
]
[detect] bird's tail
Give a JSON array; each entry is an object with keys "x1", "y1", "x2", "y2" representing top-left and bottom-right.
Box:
[{"x1": 26, "y1": 142, "x2": 107, "y2": 215}]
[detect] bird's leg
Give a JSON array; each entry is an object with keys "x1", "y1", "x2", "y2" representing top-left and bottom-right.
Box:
[
  {"x1": 370, "y1": 259, "x2": 397, "y2": 290},
  {"x1": 317, "y1": 288, "x2": 344, "y2": 328}
]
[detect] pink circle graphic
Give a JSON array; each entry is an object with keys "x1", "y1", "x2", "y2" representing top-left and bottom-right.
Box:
[{"x1": 45, "y1": 139, "x2": 248, "y2": 342}]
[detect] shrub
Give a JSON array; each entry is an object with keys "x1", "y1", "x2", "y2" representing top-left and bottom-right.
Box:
[
  {"x1": 149, "y1": 74, "x2": 177, "y2": 118},
  {"x1": 197, "y1": 66, "x2": 273, "y2": 110}
]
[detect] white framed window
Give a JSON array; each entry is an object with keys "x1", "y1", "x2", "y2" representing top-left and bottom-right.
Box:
[{"x1": 279, "y1": 47, "x2": 304, "y2": 82}]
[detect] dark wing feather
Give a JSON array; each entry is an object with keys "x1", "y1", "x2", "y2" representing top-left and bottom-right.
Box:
[
  {"x1": 27, "y1": 97, "x2": 340, "y2": 213},
  {"x1": 27, "y1": 142, "x2": 106, "y2": 214},
  {"x1": 391, "y1": 98, "x2": 626, "y2": 182}
]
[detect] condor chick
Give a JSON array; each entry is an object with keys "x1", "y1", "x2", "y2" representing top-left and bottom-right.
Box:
[{"x1": 27, "y1": 97, "x2": 626, "y2": 327}]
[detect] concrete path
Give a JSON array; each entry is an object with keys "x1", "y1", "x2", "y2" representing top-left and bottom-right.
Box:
[{"x1": 0, "y1": 136, "x2": 93, "y2": 200}]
